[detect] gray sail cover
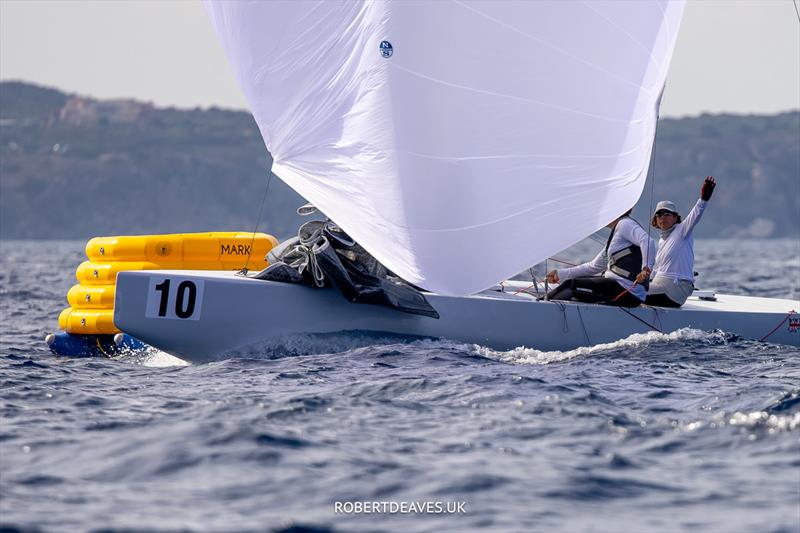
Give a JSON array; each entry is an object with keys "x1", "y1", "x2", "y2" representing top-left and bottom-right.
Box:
[{"x1": 204, "y1": 0, "x2": 685, "y2": 295}]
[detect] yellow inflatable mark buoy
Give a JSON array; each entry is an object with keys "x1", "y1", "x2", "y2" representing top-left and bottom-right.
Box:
[
  {"x1": 76, "y1": 261, "x2": 164, "y2": 285},
  {"x1": 59, "y1": 308, "x2": 117, "y2": 335},
  {"x1": 60, "y1": 231, "x2": 278, "y2": 334},
  {"x1": 67, "y1": 284, "x2": 116, "y2": 309},
  {"x1": 85, "y1": 232, "x2": 278, "y2": 264}
]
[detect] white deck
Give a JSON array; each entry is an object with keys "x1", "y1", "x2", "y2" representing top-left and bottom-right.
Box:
[{"x1": 494, "y1": 279, "x2": 795, "y2": 313}]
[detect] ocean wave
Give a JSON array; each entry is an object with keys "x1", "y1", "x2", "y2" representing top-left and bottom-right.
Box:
[
  {"x1": 2, "y1": 240, "x2": 798, "y2": 532},
  {"x1": 726, "y1": 410, "x2": 800, "y2": 432},
  {"x1": 116, "y1": 347, "x2": 188, "y2": 368},
  {"x1": 116, "y1": 328, "x2": 739, "y2": 368},
  {"x1": 470, "y1": 328, "x2": 732, "y2": 365},
  {"x1": 674, "y1": 391, "x2": 800, "y2": 434},
  {"x1": 677, "y1": 411, "x2": 800, "y2": 434},
  {"x1": 219, "y1": 331, "x2": 435, "y2": 360}
]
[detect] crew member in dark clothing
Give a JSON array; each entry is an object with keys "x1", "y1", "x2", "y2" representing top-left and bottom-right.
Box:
[{"x1": 546, "y1": 209, "x2": 655, "y2": 307}]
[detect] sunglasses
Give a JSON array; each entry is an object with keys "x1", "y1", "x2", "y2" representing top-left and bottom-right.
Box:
[{"x1": 655, "y1": 211, "x2": 675, "y2": 217}]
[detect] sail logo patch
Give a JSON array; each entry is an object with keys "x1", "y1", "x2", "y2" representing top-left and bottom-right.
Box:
[
  {"x1": 379, "y1": 40, "x2": 393, "y2": 58},
  {"x1": 788, "y1": 317, "x2": 800, "y2": 333}
]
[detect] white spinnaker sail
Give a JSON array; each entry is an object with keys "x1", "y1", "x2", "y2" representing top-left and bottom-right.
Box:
[{"x1": 204, "y1": 0, "x2": 685, "y2": 295}]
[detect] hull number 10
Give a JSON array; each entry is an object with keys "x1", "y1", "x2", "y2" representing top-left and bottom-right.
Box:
[{"x1": 145, "y1": 277, "x2": 204, "y2": 321}]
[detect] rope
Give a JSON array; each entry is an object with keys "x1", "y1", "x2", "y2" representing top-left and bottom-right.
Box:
[
  {"x1": 240, "y1": 165, "x2": 275, "y2": 274},
  {"x1": 652, "y1": 306, "x2": 664, "y2": 332},
  {"x1": 528, "y1": 268, "x2": 541, "y2": 296},
  {"x1": 513, "y1": 283, "x2": 538, "y2": 296},
  {"x1": 576, "y1": 305, "x2": 591, "y2": 345},
  {"x1": 548, "y1": 256, "x2": 578, "y2": 267},
  {"x1": 759, "y1": 310, "x2": 797, "y2": 342},
  {"x1": 95, "y1": 337, "x2": 111, "y2": 358},
  {"x1": 610, "y1": 277, "x2": 646, "y2": 303},
  {"x1": 611, "y1": 284, "x2": 635, "y2": 303},
  {"x1": 589, "y1": 232, "x2": 608, "y2": 245},
  {"x1": 544, "y1": 258, "x2": 550, "y2": 299},
  {"x1": 793, "y1": 0, "x2": 800, "y2": 23},
  {"x1": 618, "y1": 306, "x2": 663, "y2": 333},
  {"x1": 512, "y1": 270, "x2": 543, "y2": 296},
  {"x1": 556, "y1": 301, "x2": 569, "y2": 333},
  {"x1": 644, "y1": 120, "x2": 660, "y2": 268}
]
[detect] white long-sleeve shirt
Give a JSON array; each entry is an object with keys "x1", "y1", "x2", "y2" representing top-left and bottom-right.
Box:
[
  {"x1": 653, "y1": 199, "x2": 707, "y2": 283},
  {"x1": 556, "y1": 218, "x2": 656, "y2": 301}
]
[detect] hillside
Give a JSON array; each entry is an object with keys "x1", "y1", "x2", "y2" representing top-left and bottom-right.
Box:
[{"x1": 1, "y1": 81, "x2": 798, "y2": 241}]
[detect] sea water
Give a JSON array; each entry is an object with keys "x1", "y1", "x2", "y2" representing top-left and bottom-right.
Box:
[{"x1": 1, "y1": 239, "x2": 798, "y2": 532}]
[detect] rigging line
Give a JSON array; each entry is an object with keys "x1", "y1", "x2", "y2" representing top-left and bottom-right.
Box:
[
  {"x1": 645, "y1": 119, "x2": 660, "y2": 267},
  {"x1": 639, "y1": 303, "x2": 665, "y2": 330},
  {"x1": 513, "y1": 285, "x2": 535, "y2": 296},
  {"x1": 576, "y1": 305, "x2": 592, "y2": 346},
  {"x1": 544, "y1": 259, "x2": 550, "y2": 299},
  {"x1": 611, "y1": 285, "x2": 634, "y2": 303},
  {"x1": 528, "y1": 268, "x2": 541, "y2": 296},
  {"x1": 651, "y1": 306, "x2": 664, "y2": 332},
  {"x1": 241, "y1": 163, "x2": 275, "y2": 275},
  {"x1": 618, "y1": 306, "x2": 662, "y2": 333},
  {"x1": 548, "y1": 256, "x2": 578, "y2": 267},
  {"x1": 759, "y1": 310, "x2": 796, "y2": 342},
  {"x1": 513, "y1": 283, "x2": 539, "y2": 297},
  {"x1": 793, "y1": 0, "x2": 800, "y2": 23},
  {"x1": 589, "y1": 232, "x2": 608, "y2": 245},
  {"x1": 556, "y1": 301, "x2": 569, "y2": 333}
]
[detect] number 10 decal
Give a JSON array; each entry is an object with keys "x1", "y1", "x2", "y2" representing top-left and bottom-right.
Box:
[{"x1": 145, "y1": 277, "x2": 204, "y2": 320}]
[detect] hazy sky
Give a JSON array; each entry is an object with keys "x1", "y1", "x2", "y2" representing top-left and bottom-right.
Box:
[{"x1": 1, "y1": 0, "x2": 798, "y2": 118}]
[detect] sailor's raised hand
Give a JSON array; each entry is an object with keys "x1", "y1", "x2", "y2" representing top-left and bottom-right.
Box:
[
  {"x1": 546, "y1": 270, "x2": 560, "y2": 284},
  {"x1": 701, "y1": 176, "x2": 716, "y2": 201}
]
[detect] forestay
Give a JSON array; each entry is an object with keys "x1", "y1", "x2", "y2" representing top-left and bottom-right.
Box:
[{"x1": 204, "y1": 0, "x2": 685, "y2": 295}]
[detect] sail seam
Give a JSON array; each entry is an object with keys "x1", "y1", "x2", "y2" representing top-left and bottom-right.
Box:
[
  {"x1": 452, "y1": 0, "x2": 657, "y2": 97},
  {"x1": 392, "y1": 64, "x2": 642, "y2": 124}
]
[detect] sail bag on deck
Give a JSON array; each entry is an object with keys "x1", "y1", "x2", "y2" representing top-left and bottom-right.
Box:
[
  {"x1": 205, "y1": 0, "x2": 685, "y2": 295},
  {"x1": 261, "y1": 220, "x2": 439, "y2": 318}
]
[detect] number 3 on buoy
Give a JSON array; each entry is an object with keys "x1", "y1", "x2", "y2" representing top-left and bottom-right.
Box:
[{"x1": 145, "y1": 277, "x2": 204, "y2": 320}]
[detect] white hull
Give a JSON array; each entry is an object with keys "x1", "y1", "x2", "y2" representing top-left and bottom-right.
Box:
[{"x1": 114, "y1": 270, "x2": 800, "y2": 364}]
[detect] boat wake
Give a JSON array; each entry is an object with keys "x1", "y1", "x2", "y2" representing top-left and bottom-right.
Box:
[
  {"x1": 117, "y1": 327, "x2": 741, "y2": 367},
  {"x1": 115, "y1": 346, "x2": 188, "y2": 368},
  {"x1": 470, "y1": 328, "x2": 734, "y2": 365}
]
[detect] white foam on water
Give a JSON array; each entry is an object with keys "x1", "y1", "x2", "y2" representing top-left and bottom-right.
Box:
[
  {"x1": 727, "y1": 410, "x2": 800, "y2": 431},
  {"x1": 677, "y1": 410, "x2": 800, "y2": 434},
  {"x1": 108, "y1": 328, "x2": 736, "y2": 367},
  {"x1": 142, "y1": 350, "x2": 189, "y2": 368},
  {"x1": 221, "y1": 328, "x2": 732, "y2": 366},
  {"x1": 470, "y1": 328, "x2": 730, "y2": 365},
  {"x1": 115, "y1": 346, "x2": 189, "y2": 367}
]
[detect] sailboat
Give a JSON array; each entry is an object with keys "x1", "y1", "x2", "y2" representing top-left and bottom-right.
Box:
[{"x1": 113, "y1": 1, "x2": 799, "y2": 363}]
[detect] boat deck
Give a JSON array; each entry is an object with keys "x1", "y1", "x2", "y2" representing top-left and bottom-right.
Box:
[{"x1": 490, "y1": 280, "x2": 797, "y2": 314}]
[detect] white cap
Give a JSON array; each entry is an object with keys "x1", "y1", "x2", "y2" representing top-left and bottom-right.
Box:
[{"x1": 653, "y1": 200, "x2": 678, "y2": 215}]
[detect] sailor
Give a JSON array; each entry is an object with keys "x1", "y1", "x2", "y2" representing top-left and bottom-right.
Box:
[
  {"x1": 545, "y1": 209, "x2": 656, "y2": 307},
  {"x1": 644, "y1": 176, "x2": 716, "y2": 307}
]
